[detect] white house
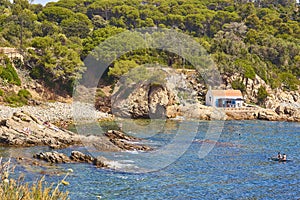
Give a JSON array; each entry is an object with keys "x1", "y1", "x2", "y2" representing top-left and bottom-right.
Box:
[{"x1": 205, "y1": 89, "x2": 244, "y2": 108}]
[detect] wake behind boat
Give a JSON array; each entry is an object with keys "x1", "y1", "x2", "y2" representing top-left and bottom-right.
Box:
[{"x1": 269, "y1": 157, "x2": 292, "y2": 162}]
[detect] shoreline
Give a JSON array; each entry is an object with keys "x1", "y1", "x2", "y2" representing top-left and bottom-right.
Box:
[
  {"x1": 1, "y1": 102, "x2": 299, "y2": 124},
  {"x1": 0, "y1": 102, "x2": 113, "y2": 125},
  {"x1": 0, "y1": 102, "x2": 298, "y2": 173}
]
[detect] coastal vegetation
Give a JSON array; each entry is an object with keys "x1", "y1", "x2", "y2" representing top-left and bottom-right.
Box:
[
  {"x1": 3, "y1": 89, "x2": 31, "y2": 107},
  {"x1": 0, "y1": 158, "x2": 70, "y2": 200},
  {"x1": 0, "y1": 0, "x2": 299, "y2": 98},
  {"x1": 0, "y1": 57, "x2": 21, "y2": 86}
]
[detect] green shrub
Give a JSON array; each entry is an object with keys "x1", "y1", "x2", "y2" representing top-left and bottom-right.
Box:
[
  {"x1": 269, "y1": 77, "x2": 281, "y2": 89},
  {"x1": 231, "y1": 80, "x2": 246, "y2": 93},
  {"x1": 18, "y1": 89, "x2": 32, "y2": 99},
  {"x1": 3, "y1": 90, "x2": 31, "y2": 107},
  {"x1": 257, "y1": 86, "x2": 268, "y2": 105},
  {"x1": 234, "y1": 59, "x2": 256, "y2": 80},
  {"x1": 279, "y1": 72, "x2": 299, "y2": 91},
  {"x1": 3, "y1": 91, "x2": 23, "y2": 107},
  {"x1": 95, "y1": 88, "x2": 106, "y2": 98},
  {"x1": 30, "y1": 66, "x2": 43, "y2": 79},
  {"x1": 0, "y1": 89, "x2": 3, "y2": 96},
  {"x1": 0, "y1": 59, "x2": 21, "y2": 86},
  {"x1": 108, "y1": 60, "x2": 139, "y2": 78}
]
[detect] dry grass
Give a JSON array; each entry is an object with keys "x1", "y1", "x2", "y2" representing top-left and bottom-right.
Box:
[{"x1": 0, "y1": 157, "x2": 71, "y2": 200}]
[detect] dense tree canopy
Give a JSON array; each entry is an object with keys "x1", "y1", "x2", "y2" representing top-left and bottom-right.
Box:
[{"x1": 0, "y1": 0, "x2": 299, "y2": 92}]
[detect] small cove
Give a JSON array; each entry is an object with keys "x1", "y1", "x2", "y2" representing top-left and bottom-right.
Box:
[{"x1": 1, "y1": 120, "x2": 299, "y2": 199}]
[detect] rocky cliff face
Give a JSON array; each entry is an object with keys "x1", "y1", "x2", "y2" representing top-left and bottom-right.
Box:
[{"x1": 110, "y1": 68, "x2": 194, "y2": 119}]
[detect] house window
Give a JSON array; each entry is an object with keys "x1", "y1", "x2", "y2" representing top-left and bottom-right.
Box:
[{"x1": 209, "y1": 96, "x2": 212, "y2": 102}]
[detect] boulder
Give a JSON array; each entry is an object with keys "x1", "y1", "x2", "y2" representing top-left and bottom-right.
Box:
[
  {"x1": 111, "y1": 84, "x2": 150, "y2": 118},
  {"x1": 110, "y1": 68, "x2": 196, "y2": 119}
]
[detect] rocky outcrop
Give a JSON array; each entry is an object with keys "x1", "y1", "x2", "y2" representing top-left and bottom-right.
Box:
[
  {"x1": 0, "y1": 111, "x2": 153, "y2": 151},
  {"x1": 33, "y1": 151, "x2": 71, "y2": 163},
  {"x1": 181, "y1": 103, "x2": 226, "y2": 120},
  {"x1": 263, "y1": 90, "x2": 300, "y2": 122},
  {"x1": 105, "y1": 130, "x2": 152, "y2": 151},
  {"x1": 95, "y1": 96, "x2": 111, "y2": 113},
  {"x1": 109, "y1": 67, "x2": 300, "y2": 122},
  {"x1": 220, "y1": 73, "x2": 300, "y2": 122},
  {"x1": 274, "y1": 104, "x2": 300, "y2": 122},
  {"x1": 93, "y1": 156, "x2": 111, "y2": 168},
  {"x1": 0, "y1": 111, "x2": 81, "y2": 148},
  {"x1": 257, "y1": 109, "x2": 281, "y2": 121},
  {"x1": 70, "y1": 151, "x2": 94, "y2": 163},
  {"x1": 110, "y1": 68, "x2": 195, "y2": 119},
  {"x1": 111, "y1": 83, "x2": 175, "y2": 119},
  {"x1": 34, "y1": 151, "x2": 110, "y2": 168}
]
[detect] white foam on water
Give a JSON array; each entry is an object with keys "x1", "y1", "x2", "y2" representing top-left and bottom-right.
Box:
[
  {"x1": 106, "y1": 160, "x2": 134, "y2": 170},
  {"x1": 121, "y1": 159, "x2": 135, "y2": 163},
  {"x1": 126, "y1": 150, "x2": 139, "y2": 154}
]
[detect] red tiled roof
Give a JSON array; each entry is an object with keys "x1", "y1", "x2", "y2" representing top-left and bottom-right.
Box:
[{"x1": 211, "y1": 90, "x2": 243, "y2": 97}]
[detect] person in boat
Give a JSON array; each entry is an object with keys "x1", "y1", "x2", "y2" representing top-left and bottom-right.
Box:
[
  {"x1": 282, "y1": 154, "x2": 287, "y2": 161},
  {"x1": 277, "y1": 152, "x2": 282, "y2": 159}
]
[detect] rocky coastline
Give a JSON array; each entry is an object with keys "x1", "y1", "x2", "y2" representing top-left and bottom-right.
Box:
[
  {"x1": 0, "y1": 109, "x2": 151, "y2": 170},
  {"x1": 166, "y1": 103, "x2": 300, "y2": 122}
]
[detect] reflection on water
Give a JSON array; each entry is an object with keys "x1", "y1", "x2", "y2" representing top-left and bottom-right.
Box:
[{"x1": 0, "y1": 120, "x2": 299, "y2": 199}]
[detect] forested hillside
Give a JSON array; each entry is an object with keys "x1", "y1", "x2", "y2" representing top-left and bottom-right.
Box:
[{"x1": 0, "y1": 0, "x2": 299, "y2": 94}]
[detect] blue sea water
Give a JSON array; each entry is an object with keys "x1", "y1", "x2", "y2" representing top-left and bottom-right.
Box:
[{"x1": 1, "y1": 120, "x2": 299, "y2": 200}]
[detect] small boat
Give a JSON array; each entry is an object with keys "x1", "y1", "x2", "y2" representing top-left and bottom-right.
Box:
[{"x1": 269, "y1": 157, "x2": 292, "y2": 162}]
